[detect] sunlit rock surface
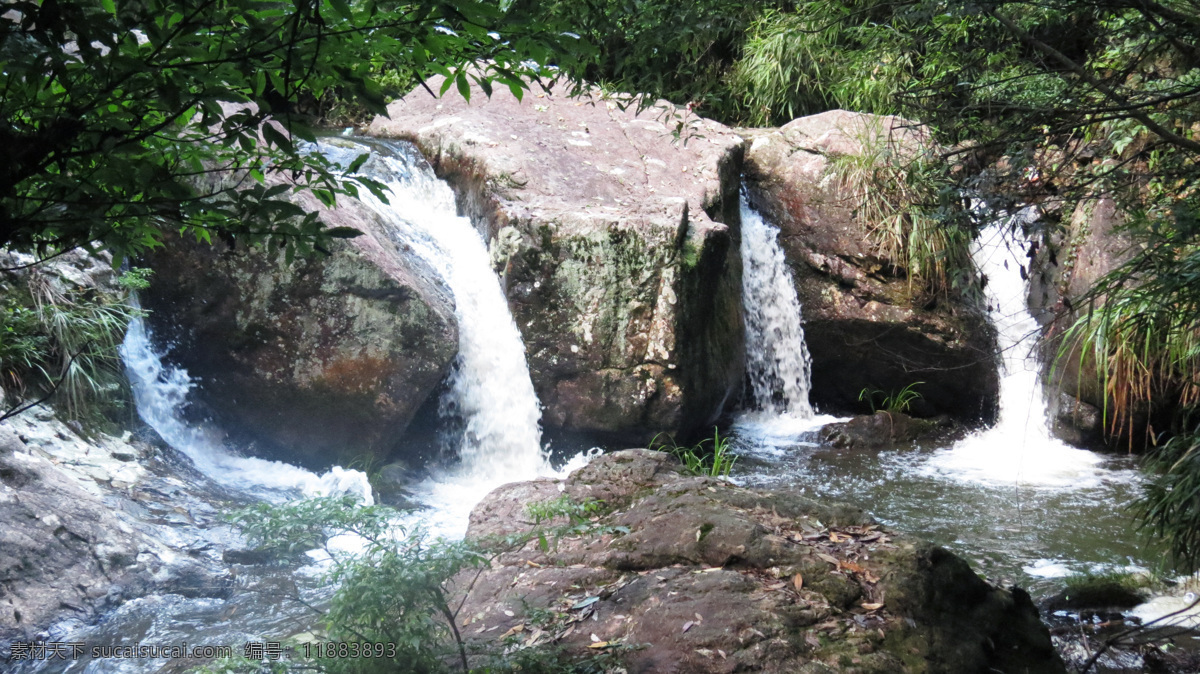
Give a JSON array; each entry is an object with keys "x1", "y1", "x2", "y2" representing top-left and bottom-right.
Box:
[
  {"x1": 741, "y1": 111, "x2": 999, "y2": 422},
  {"x1": 369, "y1": 80, "x2": 746, "y2": 443},
  {"x1": 457, "y1": 450, "x2": 1065, "y2": 674}
]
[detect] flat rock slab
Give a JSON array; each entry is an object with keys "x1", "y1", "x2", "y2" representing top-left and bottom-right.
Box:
[
  {"x1": 455, "y1": 450, "x2": 1065, "y2": 673},
  {"x1": 369, "y1": 81, "x2": 747, "y2": 442}
]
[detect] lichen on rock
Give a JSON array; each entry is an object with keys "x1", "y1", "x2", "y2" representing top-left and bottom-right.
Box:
[{"x1": 368, "y1": 80, "x2": 746, "y2": 443}]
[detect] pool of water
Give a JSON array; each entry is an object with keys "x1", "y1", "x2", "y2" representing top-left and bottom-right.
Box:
[{"x1": 729, "y1": 416, "x2": 1150, "y2": 600}]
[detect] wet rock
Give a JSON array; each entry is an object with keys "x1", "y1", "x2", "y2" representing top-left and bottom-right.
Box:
[
  {"x1": 0, "y1": 426, "x2": 148, "y2": 643},
  {"x1": 820, "y1": 411, "x2": 945, "y2": 449},
  {"x1": 742, "y1": 111, "x2": 999, "y2": 422},
  {"x1": 142, "y1": 190, "x2": 458, "y2": 465},
  {"x1": 455, "y1": 449, "x2": 1065, "y2": 673},
  {"x1": 368, "y1": 80, "x2": 746, "y2": 443},
  {"x1": 1050, "y1": 393, "x2": 1105, "y2": 448}
]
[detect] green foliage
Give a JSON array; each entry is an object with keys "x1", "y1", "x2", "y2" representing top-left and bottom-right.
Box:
[
  {"x1": 728, "y1": 3, "x2": 912, "y2": 126},
  {"x1": 1, "y1": 0, "x2": 585, "y2": 265},
  {"x1": 1136, "y1": 424, "x2": 1200, "y2": 573},
  {"x1": 654, "y1": 427, "x2": 737, "y2": 478},
  {"x1": 524, "y1": 495, "x2": 625, "y2": 554},
  {"x1": 858, "y1": 382, "x2": 924, "y2": 414},
  {"x1": 521, "y1": 0, "x2": 764, "y2": 121},
  {"x1": 825, "y1": 123, "x2": 975, "y2": 300},
  {"x1": 524, "y1": 494, "x2": 604, "y2": 526},
  {"x1": 0, "y1": 269, "x2": 142, "y2": 423},
  {"x1": 230, "y1": 496, "x2": 481, "y2": 673},
  {"x1": 1060, "y1": 570, "x2": 1155, "y2": 606},
  {"x1": 117, "y1": 267, "x2": 154, "y2": 291},
  {"x1": 228, "y1": 495, "x2": 629, "y2": 673}
]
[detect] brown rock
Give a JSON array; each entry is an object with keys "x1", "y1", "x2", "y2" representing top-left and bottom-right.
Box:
[
  {"x1": 142, "y1": 190, "x2": 458, "y2": 465},
  {"x1": 742, "y1": 111, "x2": 999, "y2": 422},
  {"x1": 454, "y1": 450, "x2": 1064, "y2": 673},
  {"x1": 820, "y1": 411, "x2": 945, "y2": 449},
  {"x1": 368, "y1": 80, "x2": 746, "y2": 442},
  {"x1": 1027, "y1": 197, "x2": 1165, "y2": 447}
]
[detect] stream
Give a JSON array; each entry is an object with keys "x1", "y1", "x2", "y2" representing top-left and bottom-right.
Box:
[
  {"x1": 731, "y1": 206, "x2": 1150, "y2": 598},
  {"x1": 7, "y1": 141, "x2": 1184, "y2": 673}
]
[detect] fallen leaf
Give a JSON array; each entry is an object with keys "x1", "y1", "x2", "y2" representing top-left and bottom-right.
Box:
[
  {"x1": 861, "y1": 602, "x2": 884, "y2": 611},
  {"x1": 816, "y1": 552, "x2": 839, "y2": 566},
  {"x1": 526, "y1": 560, "x2": 543, "y2": 568},
  {"x1": 695, "y1": 648, "x2": 713, "y2": 658},
  {"x1": 694, "y1": 612, "x2": 704, "y2": 622},
  {"x1": 590, "y1": 633, "x2": 601, "y2": 642},
  {"x1": 829, "y1": 531, "x2": 849, "y2": 543},
  {"x1": 718, "y1": 649, "x2": 727, "y2": 659},
  {"x1": 839, "y1": 560, "x2": 867, "y2": 575},
  {"x1": 503, "y1": 609, "x2": 515, "y2": 617},
  {"x1": 499, "y1": 623, "x2": 525, "y2": 638},
  {"x1": 572, "y1": 596, "x2": 599, "y2": 610},
  {"x1": 805, "y1": 633, "x2": 821, "y2": 648},
  {"x1": 523, "y1": 628, "x2": 545, "y2": 647},
  {"x1": 588, "y1": 641, "x2": 609, "y2": 649},
  {"x1": 793, "y1": 573, "x2": 804, "y2": 591},
  {"x1": 682, "y1": 621, "x2": 694, "y2": 632}
]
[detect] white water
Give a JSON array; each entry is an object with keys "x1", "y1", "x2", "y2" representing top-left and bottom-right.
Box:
[
  {"x1": 735, "y1": 196, "x2": 841, "y2": 446},
  {"x1": 336, "y1": 140, "x2": 588, "y2": 535},
  {"x1": 120, "y1": 316, "x2": 374, "y2": 504},
  {"x1": 922, "y1": 211, "x2": 1107, "y2": 488}
]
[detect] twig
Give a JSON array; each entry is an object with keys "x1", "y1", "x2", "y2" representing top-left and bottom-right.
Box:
[{"x1": 1079, "y1": 595, "x2": 1200, "y2": 673}]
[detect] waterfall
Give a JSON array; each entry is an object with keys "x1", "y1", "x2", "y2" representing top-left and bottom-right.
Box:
[
  {"x1": 120, "y1": 314, "x2": 374, "y2": 504},
  {"x1": 740, "y1": 196, "x2": 816, "y2": 418},
  {"x1": 339, "y1": 141, "x2": 547, "y2": 480},
  {"x1": 923, "y1": 210, "x2": 1105, "y2": 487},
  {"x1": 324, "y1": 140, "x2": 568, "y2": 534},
  {"x1": 733, "y1": 196, "x2": 841, "y2": 448}
]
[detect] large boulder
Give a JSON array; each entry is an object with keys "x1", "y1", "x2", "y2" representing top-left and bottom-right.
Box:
[
  {"x1": 368, "y1": 81, "x2": 745, "y2": 443},
  {"x1": 455, "y1": 450, "x2": 1064, "y2": 674},
  {"x1": 742, "y1": 111, "x2": 998, "y2": 421},
  {"x1": 1028, "y1": 197, "x2": 1134, "y2": 445},
  {"x1": 142, "y1": 191, "x2": 458, "y2": 465}
]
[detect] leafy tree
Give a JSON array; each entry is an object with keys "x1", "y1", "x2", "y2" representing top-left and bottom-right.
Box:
[{"x1": 0, "y1": 0, "x2": 582, "y2": 264}]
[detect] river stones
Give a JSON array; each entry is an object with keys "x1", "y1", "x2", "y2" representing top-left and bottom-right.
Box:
[
  {"x1": 368, "y1": 79, "x2": 746, "y2": 444},
  {"x1": 455, "y1": 449, "x2": 1065, "y2": 674},
  {"x1": 741, "y1": 111, "x2": 999, "y2": 422},
  {"x1": 141, "y1": 186, "x2": 458, "y2": 465}
]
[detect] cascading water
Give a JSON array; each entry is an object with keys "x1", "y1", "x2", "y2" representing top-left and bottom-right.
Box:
[
  {"x1": 921, "y1": 209, "x2": 1107, "y2": 487},
  {"x1": 121, "y1": 313, "x2": 374, "y2": 504},
  {"x1": 322, "y1": 139, "x2": 584, "y2": 534},
  {"x1": 740, "y1": 196, "x2": 816, "y2": 418},
  {"x1": 734, "y1": 195, "x2": 840, "y2": 446}
]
